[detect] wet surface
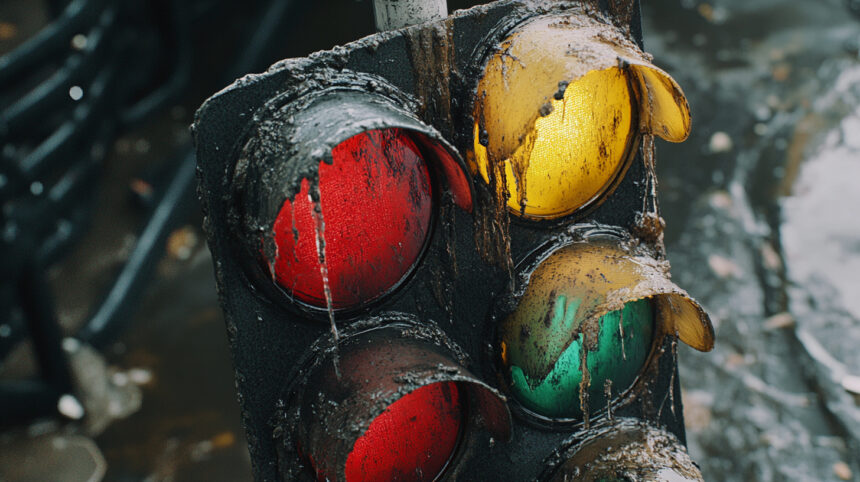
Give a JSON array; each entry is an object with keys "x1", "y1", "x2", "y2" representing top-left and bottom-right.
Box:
[
  {"x1": 548, "y1": 418, "x2": 703, "y2": 481},
  {"x1": 643, "y1": 0, "x2": 860, "y2": 479},
  {"x1": 93, "y1": 248, "x2": 251, "y2": 481},
  {"x1": 3, "y1": 0, "x2": 860, "y2": 480}
]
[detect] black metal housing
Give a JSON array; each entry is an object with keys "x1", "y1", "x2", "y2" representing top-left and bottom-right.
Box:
[{"x1": 193, "y1": 1, "x2": 693, "y2": 480}]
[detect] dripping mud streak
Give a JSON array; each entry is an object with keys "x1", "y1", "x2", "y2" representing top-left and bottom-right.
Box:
[
  {"x1": 403, "y1": 19, "x2": 455, "y2": 134},
  {"x1": 641, "y1": 135, "x2": 657, "y2": 216},
  {"x1": 510, "y1": 129, "x2": 537, "y2": 217},
  {"x1": 604, "y1": 379, "x2": 614, "y2": 420},
  {"x1": 310, "y1": 185, "x2": 340, "y2": 378},
  {"x1": 634, "y1": 135, "x2": 666, "y2": 245},
  {"x1": 579, "y1": 330, "x2": 591, "y2": 429},
  {"x1": 668, "y1": 337, "x2": 677, "y2": 418},
  {"x1": 492, "y1": 161, "x2": 515, "y2": 290},
  {"x1": 619, "y1": 308, "x2": 626, "y2": 361}
]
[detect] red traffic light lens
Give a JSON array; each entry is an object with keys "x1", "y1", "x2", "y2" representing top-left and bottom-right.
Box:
[
  {"x1": 344, "y1": 381, "x2": 463, "y2": 482},
  {"x1": 292, "y1": 324, "x2": 511, "y2": 481},
  {"x1": 270, "y1": 129, "x2": 433, "y2": 310}
]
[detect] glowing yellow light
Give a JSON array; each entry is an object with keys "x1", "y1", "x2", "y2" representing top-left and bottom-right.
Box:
[{"x1": 475, "y1": 67, "x2": 633, "y2": 218}]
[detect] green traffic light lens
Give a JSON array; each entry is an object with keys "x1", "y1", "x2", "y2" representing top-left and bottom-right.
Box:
[
  {"x1": 505, "y1": 298, "x2": 653, "y2": 419},
  {"x1": 498, "y1": 241, "x2": 663, "y2": 421}
]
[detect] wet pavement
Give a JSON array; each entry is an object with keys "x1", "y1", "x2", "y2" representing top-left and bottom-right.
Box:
[
  {"x1": 2, "y1": 0, "x2": 860, "y2": 480},
  {"x1": 643, "y1": 0, "x2": 860, "y2": 479},
  {"x1": 93, "y1": 246, "x2": 251, "y2": 481}
]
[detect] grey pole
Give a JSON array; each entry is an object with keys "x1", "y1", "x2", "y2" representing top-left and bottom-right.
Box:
[{"x1": 373, "y1": 0, "x2": 448, "y2": 31}]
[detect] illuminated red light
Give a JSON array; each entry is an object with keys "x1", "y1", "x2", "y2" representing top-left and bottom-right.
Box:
[
  {"x1": 344, "y1": 382, "x2": 463, "y2": 482},
  {"x1": 271, "y1": 129, "x2": 433, "y2": 310}
]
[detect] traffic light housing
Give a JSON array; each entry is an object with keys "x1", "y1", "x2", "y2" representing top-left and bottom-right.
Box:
[{"x1": 194, "y1": 1, "x2": 714, "y2": 480}]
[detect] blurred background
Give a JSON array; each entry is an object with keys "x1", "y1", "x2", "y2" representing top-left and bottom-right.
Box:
[{"x1": 0, "y1": 0, "x2": 859, "y2": 480}]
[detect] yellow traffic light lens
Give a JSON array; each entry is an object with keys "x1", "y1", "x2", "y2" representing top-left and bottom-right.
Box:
[
  {"x1": 475, "y1": 67, "x2": 633, "y2": 219},
  {"x1": 472, "y1": 12, "x2": 692, "y2": 221},
  {"x1": 295, "y1": 322, "x2": 512, "y2": 480},
  {"x1": 344, "y1": 382, "x2": 463, "y2": 482}
]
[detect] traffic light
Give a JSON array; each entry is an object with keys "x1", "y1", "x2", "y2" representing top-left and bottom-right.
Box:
[{"x1": 194, "y1": 1, "x2": 714, "y2": 480}]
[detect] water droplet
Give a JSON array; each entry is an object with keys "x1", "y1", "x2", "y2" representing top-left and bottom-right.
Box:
[
  {"x1": 57, "y1": 394, "x2": 85, "y2": 420},
  {"x1": 30, "y1": 181, "x2": 44, "y2": 195},
  {"x1": 69, "y1": 85, "x2": 84, "y2": 101},
  {"x1": 71, "y1": 34, "x2": 88, "y2": 50}
]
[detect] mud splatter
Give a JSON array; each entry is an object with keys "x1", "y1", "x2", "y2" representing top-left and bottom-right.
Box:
[
  {"x1": 633, "y1": 134, "x2": 667, "y2": 247},
  {"x1": 547, "y1": 419, "x2": 704, "y2": 480}
]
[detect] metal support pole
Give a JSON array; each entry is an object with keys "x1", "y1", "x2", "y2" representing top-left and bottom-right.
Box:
[{"x1": 373, "y1": 0, "x2": 447, "y2": 31}]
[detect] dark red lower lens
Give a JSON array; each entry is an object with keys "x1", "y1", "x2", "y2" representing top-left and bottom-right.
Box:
[
  {"x1": 270, "y1": 129, "x2": 432, "y2": 310},
  {"x1": 343, "y1": 382, "x2": 463, "y2": 482}
]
